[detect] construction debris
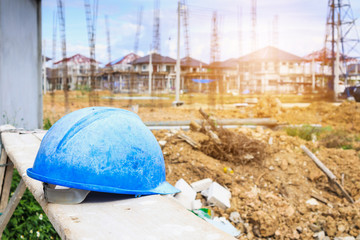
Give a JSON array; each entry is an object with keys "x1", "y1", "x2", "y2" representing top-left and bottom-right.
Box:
[
  {"x1": 207, "y1": 182, "x2": 231, "y2": 209},
  {"x1": 205, "y1": 217, "x2": 241, "y2": 237},
  {"x1": 190, "y1": 178, "x2": 212, "y2": 192},
  {"x1": 198, "y1": 108, "x2": 267, "y2": 165},
  {"x1": 229, "y1": 211, "x2": 243, "y2": 224},
  {"x1": 301, "y1": 145, "x2": 355, "y2": 203},
  {"x1": 156, "y1": 113, "x2": 360, "y2": 238},
  {"x1": 174, "y1": 179, "x2": 196, "y2": 210}
]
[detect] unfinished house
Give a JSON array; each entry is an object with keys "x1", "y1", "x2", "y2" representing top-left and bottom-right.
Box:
[
  {"x1": 105, "y1": 53, "x2": 139, "y2": 71},
  {"x1": 303, "y1": 48, "x2": 356, "y2": 91},
  {"x1": 181, "y1": 57, "x2": 208, "y2": 73},
  {"x1": 50, "y1": 54, "x2": 99, "y2": 90},
  {"x1": 181, "y1": 57, "x2": 209, "y2": 93},
  {"x1": 238, "y1": 46, "x2": 305, "y2": 93},
  {"x1": 347, "y1": 63, "x2": 360, "y2": 83},
  {"x1": 208, "y1": 59, "x2": 241, "y2": 94},
  {"x1": 130, "y1": 53, "x2": 177, "y2": 93},
  {"x1": 103, "y1": 53, "x2": 139, "y2": 92}
]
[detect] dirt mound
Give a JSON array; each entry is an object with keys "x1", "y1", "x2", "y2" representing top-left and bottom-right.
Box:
[
  {"x1": 252, "y1": 96, "x2": 282, "y2": 118},
  {"x1": 276, "y1": 101, "x2": 360, "y2": 133},
  {"x1": 155, "y1": 127, "x2": 360, "y2": 239},
  {"x1": 201, "y1": 129, "x2": 267, "y2": 165},
  {"x1": 324, "y1": 101, "x2": 360, "y2": 132}
]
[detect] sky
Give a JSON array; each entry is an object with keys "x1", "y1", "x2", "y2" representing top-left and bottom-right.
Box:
[{"x1": 42, "y1": 0, "x2": 360, "y2": 66}]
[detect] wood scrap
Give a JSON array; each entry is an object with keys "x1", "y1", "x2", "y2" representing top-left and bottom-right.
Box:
[
  {"x1": 198, "y1": 108, "x2": 266, "y2": 165},
  {"x1": 199, "y1": 108, "x2": 217, "y2": 131},
  {"x1": 300, "y1": 145, "x2": 354, "y2": 204},
  {"x1": 189, "y1": 120, "x2": 201, "y2": 132},
  {"x1": 310, "y1": 193, "x2": 329, "y2": 205},
  {"x1": 177, "y1": 133, "x2": 201, "y2": 149}
]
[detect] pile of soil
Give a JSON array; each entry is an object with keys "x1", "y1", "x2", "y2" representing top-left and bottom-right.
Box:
[
  {"x1": 155, "y1": 127, "x2": 360, "y2": 239},
  {"x1": 276, "y1": 101, "x2": 360, "y2": 133},
  {"x1": 42, "y1": 92, "x2": 360, "y2": 238}
]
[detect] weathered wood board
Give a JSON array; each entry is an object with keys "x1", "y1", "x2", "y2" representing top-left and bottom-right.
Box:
[{"x1": 0, "y1": 129, "x2": 234, "y2": 240}]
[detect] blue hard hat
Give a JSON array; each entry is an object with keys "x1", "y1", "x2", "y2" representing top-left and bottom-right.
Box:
[{"x1": 27, "y1": 107, "x2": 179, "y2": 197}]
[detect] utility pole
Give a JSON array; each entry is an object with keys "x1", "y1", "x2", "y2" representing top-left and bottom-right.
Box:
[
  {"x1": 312, "y1": 52, "x2": 316, "y2": 92},
  {"x1": 334, "y1": 13, "x2": 341, "y2": 101},
  {"x1": 149, "y1": 46, "x2": 152, "y2": 95},
  {"x1": 174, "y1": 1, "x2": 181, "y2": 105},
  {"x1": 251, "y1": 0, "x2": 257, "y2": 52}
]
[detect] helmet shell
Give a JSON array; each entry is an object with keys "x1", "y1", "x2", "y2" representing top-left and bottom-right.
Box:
[{"x1": 27, "y1": 107, "x2": 179, "y2": 196}]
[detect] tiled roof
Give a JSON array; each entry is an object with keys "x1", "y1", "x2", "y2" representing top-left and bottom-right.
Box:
[
  {"x1": 131, "y1": 53, "x2": 176, "y2": 64},
  {"x1": 105, "y1": 53, "x2": 139, "y2": 67},
  {"x1": 181, "y1": 57, "x2": 208, "y2": 67},
  {"x1": 239, "y1": 46, "x2": 303, "y2": 62},
  {"x1": 54, "y1": 54, "x2": 98, "y2": 65},
  {"x1": 303, "y1": 48, "x2": 352, "y2": 62}
]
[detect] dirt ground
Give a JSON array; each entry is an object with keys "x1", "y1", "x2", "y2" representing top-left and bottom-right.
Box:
[{"x1": 43, "y1": 91, "x2": 360, "y2": 239}]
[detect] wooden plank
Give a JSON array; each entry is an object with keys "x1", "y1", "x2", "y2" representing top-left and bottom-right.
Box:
[
  {"x1": 301, "y1": 145, "x2": 354, "y2": 204},
  {"x1": 0, "y1": 160, "x2": 14, "y2": 212},
  {"x1": 144, "y1": 118, "x2": 278, "y2": 127},
  {"x1": 1, "y1": 131, "x2": 235, "y2": 240},
  {"x1": 300, "y1": 145, "x2": 336, "y2": 180},
  {"x1": 0, "y1": 148, "x2": 8, "y2": 196},
  {"x1": 0, "y1": 179, "x2": 26, "y2": 237}
]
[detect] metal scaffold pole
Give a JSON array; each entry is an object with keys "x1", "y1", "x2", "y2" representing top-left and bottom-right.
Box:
[{"x1": 175, "y1": 1, "x2": 181, "y2": 104}]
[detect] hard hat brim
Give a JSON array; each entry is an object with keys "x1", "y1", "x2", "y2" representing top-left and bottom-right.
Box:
[{"x1": 27, "y1": 168, "x2": 180, "y2": 196}]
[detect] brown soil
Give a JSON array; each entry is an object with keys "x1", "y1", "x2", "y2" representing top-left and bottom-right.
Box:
[
  {"x1": 157, "y1": 128, "x2": 360, "y2": 239},
  {"x1": 43, "y1": 92, "x2": 360, "y2": 239}
]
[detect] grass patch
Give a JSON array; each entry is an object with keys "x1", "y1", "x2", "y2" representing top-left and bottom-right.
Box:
[
  {"x1": 319, "y1": 129, "x2": 354, "y2": 149},
  {"x1": 3, "y1": 170, "x2": 60, "y2": 240},
  {"x1": 43, "y1": 118, "x2": 52, "y2": 130},
  {"x1": 285, "y1": 125, "x2": 356, "y2": 150},
  {"x1": 285, "y1": 124, "x2": 332, "y2": 141}
]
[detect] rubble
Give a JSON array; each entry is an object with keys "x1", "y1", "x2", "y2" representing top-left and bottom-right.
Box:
[
  {"x1": 229, "y1": 211, "x2": 242, "y2": 224},
  {"x1": 190, "y1": 178, "x2": 212, "y2": 192},
  {"x1": 206, "y1": 217, "x2": 241, "y2": 237},
  {"x1": 44, "y1": 91, "x2": 360, "y2": 239},
  {"x1": 156, "y1": 123, "x2": 360, "y2": 238},
  {"x1": 207, "y1": 182, "x2": 231, "y2": 209},
  {"x1": 174, "y1": 179, "x2": 196, "y2": 209}
]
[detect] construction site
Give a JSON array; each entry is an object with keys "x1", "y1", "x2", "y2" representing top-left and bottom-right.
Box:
[{"x1": 1, "y1": 0, "x2": 360, "y2": 239}]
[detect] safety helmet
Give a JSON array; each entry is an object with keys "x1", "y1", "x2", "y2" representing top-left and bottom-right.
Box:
[{"x1": 27, "y1": 107, "x2": 179, "y2": 203}]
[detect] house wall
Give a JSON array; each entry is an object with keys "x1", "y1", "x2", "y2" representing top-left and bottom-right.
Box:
[
  {"x1": 0, "y1": 0, "x2": 42, "y2": 129},
  {"x1": 137, "y1": 63, "x2": 175, "y2": 73},
  {"x1": 54, "y1": 61, "x2": 100, "y2": 90}
]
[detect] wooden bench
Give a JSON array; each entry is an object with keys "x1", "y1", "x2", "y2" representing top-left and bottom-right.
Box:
[{"x1": 0, "y1": 125, "x2": 234, "y2": 239}]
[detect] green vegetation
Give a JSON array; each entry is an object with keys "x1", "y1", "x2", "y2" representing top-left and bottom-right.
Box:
[
  {"x1": 2, "y1": 118, "x2": 59, "y2": 239},
  {"x1": 285, "y1": 125, "x2": 358, "y2": 150},
  {"x1": 320, "y1": 129, "x2": 355, "y2": 150},
  {"x1": 3, "y1": 170, "x2": 60, "y2": 240},
  {"x1": 43, "y1": 118, "x2": 52, "y2": 130},
  {"x1": 75, "y1": 84, "x2": 92, "y2": 95},
  {"x1": 285, "y1": 124, "x2": 332, "y2": 141}
]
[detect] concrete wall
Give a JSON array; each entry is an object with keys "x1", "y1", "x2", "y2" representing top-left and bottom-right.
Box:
[{"x1": 0, "y1": 0, "x2": 42, "y2": 129}]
